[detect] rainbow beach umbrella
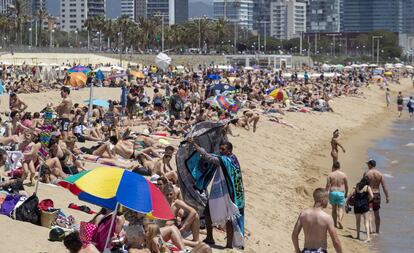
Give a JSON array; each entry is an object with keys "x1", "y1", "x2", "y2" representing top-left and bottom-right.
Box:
[
  {"x1": 206, "y1": 95, "x2": 240, "y2": 113},
  {"x1": 58, "y1": 167, "x2": 173, "y2": 220},
  {"x1": 68, "y1": 65, "x2": 91, "y2": 74},
  {"x1": 269, "y1": 88, "x2": 288, "y2": 101}
]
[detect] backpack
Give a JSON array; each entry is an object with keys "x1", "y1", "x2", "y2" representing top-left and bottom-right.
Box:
[
  {"x1": 13, "y1": 194, "x2": 41, "y2": 225},
  {"x1": 173, "y1": 96, "x2": 184, "y2": 111},
  {"x1": 153, "y1": 96, "x2": 163, "y2": 107},
  {"x1": 0, "y1": 194, "x2": 21, "y2": 216}
]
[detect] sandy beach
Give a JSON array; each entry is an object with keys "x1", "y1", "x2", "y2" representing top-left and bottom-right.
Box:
[{"x1": 0, "y1": 76, "x2": 411, "y2": 253}]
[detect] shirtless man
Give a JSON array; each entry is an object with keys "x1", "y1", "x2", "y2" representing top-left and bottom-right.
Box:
[
  {"x1": 9, "y1": 93, "x2": 28, "y2": 113},
  {"x1": 330, "y1": 129, "x2": 345, "y2": 164},
  {"x1": 364, "y1": 159, "x2": 390, "y2": 234},
  {"x1": 292, "y1": 188, "x2": 343, "y2": 253},
  {"x1": 55, "y1": 86, "x2": 73, "y2": 140},
  {"x1": 326, "y1": 161, "x2": 348, "y2": 229},
  {"x1": 243, "y1": 110, "x2": 260, "y2": 132}
]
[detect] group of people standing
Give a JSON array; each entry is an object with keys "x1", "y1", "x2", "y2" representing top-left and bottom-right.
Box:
[{"x1": 292, "y1": 130, "x2": 390, "y2": 253}]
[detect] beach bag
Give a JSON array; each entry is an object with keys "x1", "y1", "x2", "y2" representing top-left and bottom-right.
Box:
[
  {"x1": 80, "y1": 221, "x2": 98, "y2": 247},
  {"x1": 0, "y1": 194, "x2": 21, "y2": 216},
  {"x1": 93, "y1": 214, "x2": 116, "y2": 251},
  {"x1": 40, "y1": 209, "x2": 59, "y2": 228},
  {"x1": 13, "y1": 194, "x2": 41, "y2": 225}
]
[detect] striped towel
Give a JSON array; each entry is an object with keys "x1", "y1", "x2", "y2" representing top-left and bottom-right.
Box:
[{"x1": 209, "y1": 167, "x2": 244, "y2": 248}]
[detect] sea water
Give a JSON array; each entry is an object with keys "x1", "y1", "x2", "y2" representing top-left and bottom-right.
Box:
[{"x1": 367, "y1": 119, "x2": 414, "y2": 253}]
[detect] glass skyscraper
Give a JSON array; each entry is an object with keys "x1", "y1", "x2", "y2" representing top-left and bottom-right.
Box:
[
  {"x1": 306, "y1": 0, "x2": 340, "y2": 33},
  {"x1": 342, "y1": 0, "x2": 400, "y2": 32}
]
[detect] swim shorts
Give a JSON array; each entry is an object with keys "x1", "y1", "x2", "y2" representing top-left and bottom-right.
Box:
[
  {"x1": 329, "y1": 191, "x2": 345, "y2": 206},
  {"x1": 370, "y1": 192, "x2": 381, "y2": 211},
  {"x1": 302, "y1": 248, "x2": 327, "y2": 253},
  {"x1": 58, "y1": 118, "x2": 70, "y2": 132}
]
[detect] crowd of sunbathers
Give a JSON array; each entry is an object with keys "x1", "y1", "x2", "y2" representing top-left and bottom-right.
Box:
[{"x1": 0, "y1": 62, "x2": 408, "y2": 253}]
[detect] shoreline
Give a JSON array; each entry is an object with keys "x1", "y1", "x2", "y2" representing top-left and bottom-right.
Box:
[
  {"x1": 222, "y1": 79, "x2": 414, "y2": 252},
  {"x1": 304, "y1": 81, "x2": 413, "y2": 253}
]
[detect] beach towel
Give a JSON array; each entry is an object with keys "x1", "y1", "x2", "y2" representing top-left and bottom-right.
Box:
[
  {"x1": 176, "y1": 120, "x2": 229, "y2": 214},
  {"x1": 208, "y1": 155, "x2": 245, "y2": 249},
  {"x1": 0, "y1": 194, "x2": 21, "y2": 216}
]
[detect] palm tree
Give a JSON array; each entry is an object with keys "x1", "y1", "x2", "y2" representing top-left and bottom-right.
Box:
[
  {"x1": 212, "y1": 18, "x2": 229, "y2": 50},
  {"x1": 138, "y1": 16, "x2": 159, "y2": 50},
  {"x1": 36, "y1": 8, "x2": 48, "y2": 47},
  {"x1": 103, "y1": 19, "x2": 115, "y2": 49},
  {"x1": 84, "y1": 17, "x2": 95, "y2": 49}
]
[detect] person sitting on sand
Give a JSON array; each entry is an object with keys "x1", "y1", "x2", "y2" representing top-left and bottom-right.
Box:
[
  {"x1": 163, "y1": 184, "x2": 200, "y2": 245},
  {"x1": 326, "y1": 161, "x2": 348, "y2": 229},
  {"x1": 9, "y1": 93, "x2": 28, "y2": 113},
  {"x1": 330, "y1": 129, "x2": 345, "y2": 164},
  {"x1": 292, "y1": 188, "x2": 343, "y2": 253},
  {"x1": 64, "y1": 231, "x2": 100, "y2": 253},
  {"x1": 153, "y1": 154, "x2": 178, "y2": 183}
]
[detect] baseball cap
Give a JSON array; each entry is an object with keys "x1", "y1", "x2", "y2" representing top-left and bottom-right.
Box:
[{"x1": 367, "y1": 159, "x2": 376, "y2": 167}]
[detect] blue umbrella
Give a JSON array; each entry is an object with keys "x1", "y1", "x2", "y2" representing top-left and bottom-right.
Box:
[
  {"x1": 208, "y1": 74, "x2": 221, "y2": 80},
  {"x1": 211, "y1": 83, "x2": 236, "y2": 94},
  {"x1": 84, "y1": 99, "x2": 110, "y2": 108}
]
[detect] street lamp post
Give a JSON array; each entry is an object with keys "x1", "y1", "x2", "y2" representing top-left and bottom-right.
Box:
[
  {"x1": 97, "y1": 31, "x2": 101, "y2": 51},
  {"x1": 154, "y1": 14, "x2": 168, "y2": 52},
  {"x1": 75, "y1": 30, "x2": 78, "y2": 47},
  {"x1": 28, "y1": 27, "x2": 32, "y2": 47},
  {"x1": 118, "y1": 32, "x2": 123, "y2": 66},
  {"x1": 372, "y1": 36, "x2": 383, "y2": 64}
]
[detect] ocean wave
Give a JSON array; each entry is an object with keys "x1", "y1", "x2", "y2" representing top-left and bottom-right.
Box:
[
  {"x1": 406, "y1": 143, "x2": 414, "y2": 147},
  {"x1": 400, "y1": 186, "x2": 406, "y2": 190},
  {"x1": 390, "y1": 160, "x2": 399, "y2": 164},
  {"x1": 383, "y1": 173, "x2": 394, "y2": 178}
]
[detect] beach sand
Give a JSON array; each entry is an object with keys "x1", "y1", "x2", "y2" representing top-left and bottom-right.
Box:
[{"x1": 0, "y1": 78, "x2": 412, "y2": 253}]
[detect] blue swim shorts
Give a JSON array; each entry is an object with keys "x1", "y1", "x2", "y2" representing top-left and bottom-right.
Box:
[{"x1": 329, "y1": 191, "x2": 345, "y2": 206}]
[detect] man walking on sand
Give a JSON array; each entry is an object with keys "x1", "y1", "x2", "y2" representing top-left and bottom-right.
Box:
[
  {"x1": 326, "y1": 161, "x2": 348, "y2": 229},
  {"x1": 331, "y1": 129, "x2": 345, "y2": 164},
  {"x1": 292, "y1": 188, "x2": 343, "y2": 253},
  {"x1": 365, "y1": 160, "x2": 390, "y2": 234}
]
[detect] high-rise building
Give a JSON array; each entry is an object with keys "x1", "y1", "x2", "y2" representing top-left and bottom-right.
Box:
[
  {"x1": 121, "y1": 0, "x2": 187, "y2": 24},
  {"x1": 146, "y1": 0, "x2": 169, "y2": 23},
  {"x1": 135, "y1": 0, "x2": 147, "y2": 20},
  {"x1": 342, "y1": 0, "x2": 399, "y2": 33},
  {"x1": 60, "y1": 0, "x2": 106, "y2": 32},
  {"x1": 121, "y1": 0, "x2": 135, "y2": 20},
  {"x1": 253, "y1": 0, "x2": 271, "y2": 36},
  {"x1": 0, "y1": 0, "x2": 13, "y2": 14},
  {"x1": 145, "y1": 0, "x2": 187, "y2": 25},
  {"x1": 213, "y1": 0, "x2": 254, "y2": 30},
  {"x1": 400, "y1": 0, "x2": 414, "y2": 34},
  {"x1": 270, "y1": 0, "x2": 306, "y2": 40},
  {"x1": 87, "y1": 0, "x2": 106, "y2": 17},
  {"x1": 174, "y1": 0, "x2": 188, "y2": 24},
  {"x1": 306, "y1": 0, "x2": 340, "y2": 33}
]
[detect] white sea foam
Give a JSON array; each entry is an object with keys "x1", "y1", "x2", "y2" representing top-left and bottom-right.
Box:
[
  {"x1": 406, "y1": 143, "x2": 414, "y2": 147},
  {"x1": 400, "y1": 186, "x2": 406, "y2": 190},
  {"x1": 411, "y1": 128, "x2": 414, "y2": 131},
  {"x1": 383, "y1": 173, "x2": 394, "y2": 178},
  {"x1": 390, "y1": 160, "x2": 399, "y2": 164}
]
